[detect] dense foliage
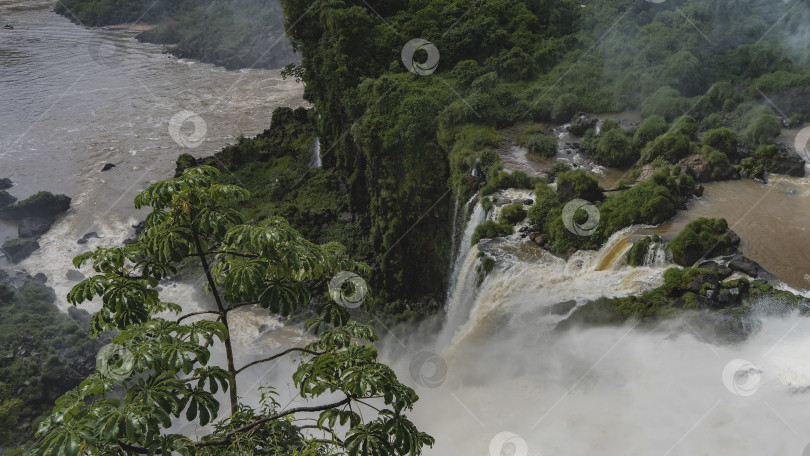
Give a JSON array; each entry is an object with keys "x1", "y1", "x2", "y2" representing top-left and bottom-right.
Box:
[
  {"x1": 0, "y1": 280, "x2": 99, "y2": 453},
  {"x1": 32, "y1": 167, "x2": 432, "y2": 456}
]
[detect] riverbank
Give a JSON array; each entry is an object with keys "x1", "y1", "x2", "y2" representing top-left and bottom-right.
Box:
[{"x1": 53, "y1": 0, "x2": 298, "y2": 70}]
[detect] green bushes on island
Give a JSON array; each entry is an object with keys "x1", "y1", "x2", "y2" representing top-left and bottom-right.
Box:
[
  {"x1": 525, "y1": 134, "x2": 559, "y2": 158},
  {"x1": 471, "y1": 220, "x2": 514, "y2": 245},
  {"x1": 669, "y1": 217, "x2": 737, "y2": 266}
]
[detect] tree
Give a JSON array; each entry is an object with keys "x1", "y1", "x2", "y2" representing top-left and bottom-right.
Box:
[{"x1": 32, "y1": 167, "x2": 433, "y2": 456}]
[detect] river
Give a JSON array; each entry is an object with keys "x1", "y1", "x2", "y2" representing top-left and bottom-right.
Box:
[
  {"x1": 3, "y1": 3, "x2": 810, "y2": 455},
  {"x1": 0, "y1": 2, "x2": 305, "y2": 324}
]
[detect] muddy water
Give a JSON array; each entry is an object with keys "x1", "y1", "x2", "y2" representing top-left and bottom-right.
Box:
[{"x1": 648, "y1": 174, "x2": 810, "y2": 289}]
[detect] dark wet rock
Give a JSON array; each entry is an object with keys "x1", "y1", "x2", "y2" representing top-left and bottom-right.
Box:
[
  {"x1": 0, "y1": 178, "x2": 12, "y2": 190},
  {"x1": 0, "y1": 191, "x2": 71, "y2": 219},
  {"x1": 524, "y1": 199, "x2": 534, "y2": 205},
  {"x1": 122, "y1": 221, "x2": 146, "y2": 245},
  {"x1": 18, "y1": 218, "x2": 53, "y2": 238},
  {"x1": 769, "y1": 155, "x2": 806, "y2": 177},
  {"x1": 66, "y1": 270, "x2": 85, "y2": 281},
  {"x1": 728, "y1": 255, "x2": 774, "y2": 281},
  {"x1": 548, "y1": 299, "x2": 577, "y2": 316},
  {"x1": 77, "y1": 232, "x2": 100, "y2": 245},
  {"x1": 33, "y1": 273, "x2": 47, "y2": 283},
  {"x1": 568, "y1": 113, "x2": 598, "y2": 136},
  {"x1": 679, "y1": 154, "x2": 740, "y2": 182},
  {"x1": 0, "y1": 190, "x2": 16, "y2": 208},
  {"x1": 101, "y1": 163, "x2": 116, "y2": 172},
  {"x1": 697, "y1": 261, "x2": 733, "y2": 280},
  {"x1": 1, "y1": 237, "x2": 40, "y2": 263}
]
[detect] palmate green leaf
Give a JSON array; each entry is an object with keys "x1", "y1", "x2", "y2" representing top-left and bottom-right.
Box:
[
  {"x1": 183, "y1": 388, "x2": 219, "y2": 426},
  {"x1": 258, "y1": 278, "x2": 311, "y2": 316},
  {"x1": 31, "y1": 418, "x2": 93, "y2": 456},
  {"x1": 344, "y1": 422, "x2": 396, "y2": 456},
  {"x1": 223, "y1": 256, "x2": 265, "y2": 302},
  {"x1": 67, "y1": 275, "x2": 108, "y2": 305}
]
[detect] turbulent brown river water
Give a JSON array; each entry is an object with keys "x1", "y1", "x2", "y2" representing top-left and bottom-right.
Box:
[{"x1": 4, "y1": 3, "x2": 810, "y2": 455}]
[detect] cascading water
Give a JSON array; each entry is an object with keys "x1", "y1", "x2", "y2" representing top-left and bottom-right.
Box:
[
  {"x1": 395, "y1": 186, "x2": 810, "y2": 456},
  {"x1": 308, "y1": 137, "x2": 322, "y2": 168},
  {"x1": 643, "y1": 241, "x2": 672, "y2": 267}
]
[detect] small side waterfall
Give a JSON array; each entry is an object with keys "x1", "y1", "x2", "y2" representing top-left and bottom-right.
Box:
[
  {"x1": 644, "y1": 241, "x2": 672, "y2": 267},
  {"x1": 308, "y1": 137, "x2": 321, "y2": 168}
]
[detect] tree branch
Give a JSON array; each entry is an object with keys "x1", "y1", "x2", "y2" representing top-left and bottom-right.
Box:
[
  {"x1": 177, "y1": 310, "x2": 219, "y2": 323},
  {"x1": 193, "y1": 396, "x2": 354, "y2": 447},
  {"x1": 236, "y1": 348, "x2": 323, "y2": 375}
]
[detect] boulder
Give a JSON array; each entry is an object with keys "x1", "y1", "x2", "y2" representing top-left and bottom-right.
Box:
[
  {"x1": 728, "y1": 255, "x2": 774, "y2": 281},
  {"x1": 77, "y1": 232, "x2": 100, "y2": 245},
  {"x1": 1, "y1": 238, "x2": 40, "y2": 263},
  {"x1": 33, "y1": 273, "x2": 48, "y2": 283},
  {"x1": 0, "y1": 190, "x2": 16, "y2": 209},
  {"x1": 18, "y1": 218, "x2": 53, "y2": 238},
  {"x1": 0, "y1": 191, "x2": 70, "y2": 219},
  {"x1": 635, "y1": 165, "x2": 659, "y2": 182},
  {"x1": 769, "y1": 155, "x2": 806, "y2": 177},
  {"x1": 101, "y1": 163, "x2": 116, "y2": 172},
  {"x1": 0, "y1": 178, "x2": 12, "y2": 190},
  {"x1": 568, "y1": 113, "x2": 599, "y2": 136},
  {"x1": 66, "y1": 270, "x2": 85, "y2": 281},
  {"x1": 679, "y1": 154, "x2": 739, "y2": 182}
]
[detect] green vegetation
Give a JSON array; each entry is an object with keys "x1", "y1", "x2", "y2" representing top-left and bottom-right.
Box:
[
  {"x1": 471, "y1": 220, "x2": 514, "y2": 245},
  {"x1": 563, "y1": 267, "x2": 810, "y2": 327},
  {"x1": 525, "y1": 134, "x2": 558, "y2": 158},
  {"x1": 594, "y1": 127, "x2": 635, "y2": 166},
  {"x1": 500, "y1": 203, "x2": 527, "y2": 224},
  {"x1": 55, "y1": 0, "x2": 295, "y2": 69},
  {"x1": 33, "y1": 167, "x2": 433, "y2": 456},
  {"x1": 669, "y1": 217, "x2": 736, "y2": 266},
  {"x1": 0, "y1": 280, "x2": 99, "y2": 452}
]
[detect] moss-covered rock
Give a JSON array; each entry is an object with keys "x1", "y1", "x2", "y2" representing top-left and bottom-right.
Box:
[
  {"x1": 0, "y1": 192, "x2": 70, "y2": 220},
  {"x1": 0, "y1": 191, "x2": 16, "y2": 209},
  {"x1": 471, "y1": 220, "x2": 514, "y2": 245},
  {"x1": 555, "y1": 169, "x2": 603, "y2": 203},
  {"x1": 669, "y1": 218, "x2": 738, "y2": 266},
  {"x1": 1, "y1": 238, "x2": 40, "y2": 263}
]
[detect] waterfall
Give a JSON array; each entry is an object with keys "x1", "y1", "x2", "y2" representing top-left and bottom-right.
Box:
[
  {"x1": 308, "y1": 137, "x2": 321, "y2": 168},
  {"x1": 644, "y1": 241, "x2": 672, "y2": 267}
]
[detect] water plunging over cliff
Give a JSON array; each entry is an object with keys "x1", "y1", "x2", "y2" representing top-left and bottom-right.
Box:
[
  {"x1": 394, "y1": 186, "x2": 810, "y2": 456},
  {"x1": 308, "y1": 138, "x2": 322, "y2": 168}
]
